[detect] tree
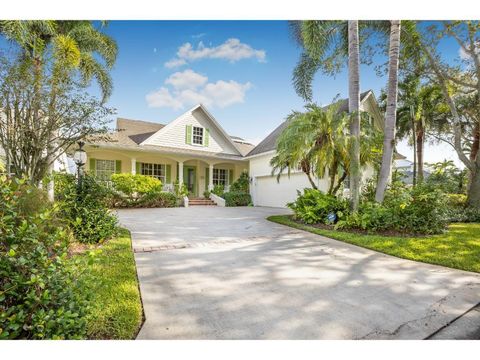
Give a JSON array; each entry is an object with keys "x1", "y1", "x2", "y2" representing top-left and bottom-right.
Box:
[
  {"x1": 0, "y1": 21, "x2": 117, "y2": 199},
  {"x1": 375, "y1": 20, "x2": 402, "y2": 202},
  {"x1": 0, "y1": 56, "x2": 114, "y2": 186},
  {"x1": 270, "y1": 104, "x2": 381, "y2": 196},
  {"x1": 395, "y1": 76, "x2": 448, "y2": 184},
  {"x1": 290, "y1": 20, "x2": 363, "y2": 210},
  {"x1": 415, "y1": 21, "x2": 480, "y2": 206}
]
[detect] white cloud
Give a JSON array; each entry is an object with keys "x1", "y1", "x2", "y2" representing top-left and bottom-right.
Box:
[
  {"x1": 146, "y1": 69, "x2": 252, "y2": 110},
  {"x1": 164, "y1": 38, "x2": 266, "y2": 68},
  {"x1": 191, "y1": 33, "x2": 206, "y2": 39},
  {"x1": 165, "y1": 69, "x2": 208, "y2": 90},
  {"x1": 164, "y1": 58, "x2": 187, "y2": 68}
]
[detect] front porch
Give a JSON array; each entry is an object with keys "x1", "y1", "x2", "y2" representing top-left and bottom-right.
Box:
[{"x1": 86, "y1": 147, "x2": 248, "y2": 197}]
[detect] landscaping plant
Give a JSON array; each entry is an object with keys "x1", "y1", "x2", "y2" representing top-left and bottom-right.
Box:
[{"x1": 0, "y1": 176, "x2": 88, "y2": 339}]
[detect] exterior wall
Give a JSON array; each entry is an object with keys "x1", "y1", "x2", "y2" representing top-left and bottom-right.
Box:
[
  {"x1": 249, "y1": 152, "x2": 375, "y2": 208},
  {"x1": 143, "y1": 108, "x2": 239, "y2": 155}
]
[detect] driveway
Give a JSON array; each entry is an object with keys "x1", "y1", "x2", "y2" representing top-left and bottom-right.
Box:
[{"x1": 118, "y1": 206, "x2": 480, "y2": 340}]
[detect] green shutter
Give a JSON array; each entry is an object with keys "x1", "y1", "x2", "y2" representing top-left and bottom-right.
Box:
[
  {"x1": 136, "y1": 162, "x2": 141, "y2": 175},
  {"x1": 89, "y1": 158, "x2": 96, "y2": 175},
  {"x1": 229, "y1": 169, "x2": 234, "y2": 185},
  {"x1": 186, "y1": 125, "x2": 192, "y2": 145},
  {"x1": 115, "y1": 160, "x2": 122, "y2": 174},
  {"x1": 205, "y1": 167, "x2": 209, "y2": 190},
  {"x1": 166, "y1": 164, "x2": 171, "y2": 183},
  {"x1": 204, "y1": 128, "x2": 210, "y2": 147}
]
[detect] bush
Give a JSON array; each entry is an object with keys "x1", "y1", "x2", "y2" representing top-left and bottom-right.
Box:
[
  {"x1": 129, "y1": 191, "x2": 177, "y2": 208},
  {"x1": 337, "y1": 183, "x2": 448, "y2": 234},
  {"x1": 55, "y1": 173, "x2": 118, "y2": 244},
  {"x1": 230, "y1": 171, "x2": 249, "y2": 193},
  {"x1": 224, "y1": 191, "x2": 252, "y2": 207},
  {"x1": 111, "y1": 173, "x2": 162, "y2": 199},
  {"x1": 0, "y1": 177, "x2": 88, "y2": 339},
  {"x1": 287, "y1": 188, "x2": 349, "y2": 224},
  {"x1": 211, "y1": 184, "x2": 225, "y2": 197},
  {"x1": 173, "y1": 180, "x2": 188, "y2": 198},
  {"x1": 444, "y1": 194, "x2": 480, "y2": 222},
  {"x1": 203, "y1": 190, "x2": 211, "y2": 198}
]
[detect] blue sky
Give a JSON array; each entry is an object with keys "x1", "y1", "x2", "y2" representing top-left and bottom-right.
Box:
[{"x1": 100, "y1": 20, "x2": 392, "y2": 144}]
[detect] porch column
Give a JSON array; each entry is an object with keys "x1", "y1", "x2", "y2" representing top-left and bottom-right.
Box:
[
  {"x1": 208, "y1": 164, "x2": 214, "y2": 191},
  {"x1": 131, "y1": 158, "x2": 136, "y2": 174},
  {"x1": 178, "y1": 161, "x2": 184, "y2": 185}
]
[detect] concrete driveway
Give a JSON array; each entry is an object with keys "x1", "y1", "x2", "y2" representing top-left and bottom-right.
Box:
[{"x1": 118, "y1": 206, "x2": 480, "y2": 340}]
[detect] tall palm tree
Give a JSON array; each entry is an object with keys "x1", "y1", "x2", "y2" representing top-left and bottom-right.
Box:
[
  {"x1": 291, "y1": 20, "x2": 363, "y2": 210},
  {"x1": 375, "y1": 20, "x2": 402, "y2": 203}
]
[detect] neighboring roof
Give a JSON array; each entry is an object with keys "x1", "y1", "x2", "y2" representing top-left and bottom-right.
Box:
[{"x1": 247, "y1": 90, "x2": 374, "y2": 157}]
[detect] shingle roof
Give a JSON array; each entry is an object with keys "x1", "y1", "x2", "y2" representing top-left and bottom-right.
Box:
[
  {"x1": 233, "y1": 141, "x2": 255, "y2": 156},
  {"x1": 247, "y1": 90, "x2": 373, "y2": 157}
]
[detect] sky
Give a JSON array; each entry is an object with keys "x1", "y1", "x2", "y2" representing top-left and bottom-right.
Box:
[{"x1": 0, "y1": 20, "x2": 466, "y2": 166}]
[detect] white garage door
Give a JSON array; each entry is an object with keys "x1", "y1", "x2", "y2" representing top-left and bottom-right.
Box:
[{"x1": 254, "y1": 173, "x2": 313, "y2": 208}]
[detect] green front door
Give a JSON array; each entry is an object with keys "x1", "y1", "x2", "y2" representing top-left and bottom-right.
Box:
[{"x1": 183, "y1": 165, "x2": 197, "y2": 196}]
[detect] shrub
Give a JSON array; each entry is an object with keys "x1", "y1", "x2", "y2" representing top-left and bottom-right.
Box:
[
  {"x1": 337, "y1": 183, "x2": 448, "y2": 234},
  {"x1": 111, "y1": 173, "x2": 162, "y2": 198},
  {"x1": 224, "y1": 191, "x2": 252, "y2": 207},
  {"x1": 0, "y1": 177, "x2": 88, "y2": 339},
  {"x1": 173, "y1": 180, "x2": 188, "y2": 198},
  {"x1": 132, "y1": 191, "x2": 177, "y2": 208},
  {"x1": 203, "y1": 190, "x2": 211, "y2": 198},
  {"x1": 287, "y1": 188, "x2": 349, "y2": 224},
  {"x1": 230, "y1": 171, "x2": 249, "y2": 193},
  {"x1": 444, "y1": 193, "x2": 480, "y2": 223},
  {"x1": 211, "y1": 184, "x2": 225, "y2": 197},
  {"x1": 55, "y1": 173, "x2": 118, "y2": 244}
]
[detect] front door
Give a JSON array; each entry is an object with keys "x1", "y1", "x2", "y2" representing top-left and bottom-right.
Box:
[{"x1": 183, "y1": 166, "x2": 197, "y2": 196}]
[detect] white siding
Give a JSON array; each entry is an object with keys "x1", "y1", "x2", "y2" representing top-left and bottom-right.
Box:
[
  {"x1": 143, "y1": 108, "x2": 239, "y2": 155},
  {"x1": 249, "y1": 152, "x2": 376, "y2": 208}
]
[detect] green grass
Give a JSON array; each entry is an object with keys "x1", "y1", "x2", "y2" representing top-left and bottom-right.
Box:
[
  {"x1": 75, "y1": 228, "x2": 143, "y2": 339},
  {"x1": 268, "y1": 215, "x2": 480, "y2": 273}
]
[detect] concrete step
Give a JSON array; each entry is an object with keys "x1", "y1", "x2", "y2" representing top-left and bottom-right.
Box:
[{"x1": 189, "y1": 198, "x2": 217, "y2": 206}]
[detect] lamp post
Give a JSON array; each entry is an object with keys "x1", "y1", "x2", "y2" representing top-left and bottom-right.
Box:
[{"x1": 73, "y1": 141, "x2": 87, "y2": 192}]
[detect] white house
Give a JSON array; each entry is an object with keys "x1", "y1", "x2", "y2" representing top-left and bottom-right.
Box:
[{"x1": 73, "y1": 90, "x2": 386, "y2": 208}]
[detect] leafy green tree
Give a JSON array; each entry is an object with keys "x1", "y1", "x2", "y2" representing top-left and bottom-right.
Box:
[{"x1": 270, "y1": 104, "x2": 382, "y2": 196}]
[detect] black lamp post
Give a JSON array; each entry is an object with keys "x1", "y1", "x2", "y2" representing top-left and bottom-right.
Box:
[{"x1": 73, "y1": 141, "x2": 87, "y2": 191}]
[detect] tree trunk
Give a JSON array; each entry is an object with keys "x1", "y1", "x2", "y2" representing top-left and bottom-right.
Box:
[
  {"x1": 375, "y1": 20, "x2": 401, "y2": 203},
  {"x1": 348, "y1": 20, "x2": 361, "y2": 211},
  {"x1": 411, "y1": 107, "x2": 417, "y2": 186},
  {"x1": 416, "y1": 123, "x2": 425, "y2": 182},
  {"x1": 332, "y1": 171, "x2": 348, "y2": 196},
  {"x1": 468, "y1": 164, "x2": 480, "y2": 207},
  {"x1": 305, "y1": 171, "x2": 318, "y2": 190}
]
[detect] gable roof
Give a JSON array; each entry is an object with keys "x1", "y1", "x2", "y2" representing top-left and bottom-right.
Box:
[
  {"x1": 246, "y1": 90, "x2": 378, "y2": 157},
  {"x1": 141, "y1": 104, "x2": 244, "y2": 156}
]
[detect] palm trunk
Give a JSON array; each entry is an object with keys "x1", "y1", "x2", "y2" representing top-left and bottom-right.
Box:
[
  {"x1": 411, "y1": 107, "x2": 417, "y2": 186},
  {"x1": 416, "y1": 123, "x2": 425, "y2": 182},
  {"x1": 348, "y1": 20, "x2": 361, "y2": 211},
  {"x1": 375, "y1": 20, "x2": 401, "y2": 202},
  {"x1": 332, "y1": 171, "x2": 348, "y2": 195}
]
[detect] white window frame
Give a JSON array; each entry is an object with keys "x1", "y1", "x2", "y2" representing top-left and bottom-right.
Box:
[
  {"x1": 96, "y1": 159, "x2": 116, "y2": 181},
  {"x1": 141, "y1": 162, "x2": 166, "y2": 183},
  {"x1": 192, "y1": 126, "x2": 204, "y2": 146},
  {"x1": 213, "y1": 168, "x2": 228, "y2": 187}
]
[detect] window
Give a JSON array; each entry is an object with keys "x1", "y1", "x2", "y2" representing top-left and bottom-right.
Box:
[
  {"x1": 141, "y1": 162, "x2": 165, "y2": 182},
  {"x1": 96, "y1": 159, "x2": 116, "y2": 181},
  {"x1": 192, "y1": 126, "x2": 204, "y2": 145},
  {"x1": 213, "y1": 168, "x2": 228, "y2": 186}
]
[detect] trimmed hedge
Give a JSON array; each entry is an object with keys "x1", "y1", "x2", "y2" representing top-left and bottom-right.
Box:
[{"x1": 224, "y1": 191, "x2": 251, "y2": 207}]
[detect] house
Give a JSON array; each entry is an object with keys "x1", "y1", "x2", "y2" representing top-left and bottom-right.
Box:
[
  {"x1": 83, "y1": 90, "x2": 384, "y2": 208},
  {"x1": 246, "y1": 90, "x2": 383, "y2": 207},
  {"x1": 84, "y1": 104, "x2": 253, "y2": 197},
  {"x1": 394, "y1": 158, "x2": 431, "y2": 184}
]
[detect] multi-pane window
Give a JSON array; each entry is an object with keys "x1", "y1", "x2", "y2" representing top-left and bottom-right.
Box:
[
  {"x1": 192, "y1": 126, "x2": 204, "y2": 145},
  {"x1": 213, "y1": 168, "x2": 228, "y2": 186},
  {"x1": 96, "y1": 159, "x2": 116, "y2": 181},
  {"x1": 141, "y1": 163, "x2": 165, "y2": 182}
]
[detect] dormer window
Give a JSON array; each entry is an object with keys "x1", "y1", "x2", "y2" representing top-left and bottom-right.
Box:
[{"x1": 192, "y1": 126, "x2": 204, "y2": 145}]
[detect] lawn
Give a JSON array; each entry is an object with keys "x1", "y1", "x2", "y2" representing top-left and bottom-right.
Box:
[
  {"x1": 74, "y1": 228, "x2": 144, "y2": 339},
  {"x1": 268, "y1": 215, "x2": 480, "y2": 273}
]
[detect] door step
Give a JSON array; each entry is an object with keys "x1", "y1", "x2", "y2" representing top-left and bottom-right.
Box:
[{"x1": 189, "y1": 198, "x2": 217, "y2": 206}]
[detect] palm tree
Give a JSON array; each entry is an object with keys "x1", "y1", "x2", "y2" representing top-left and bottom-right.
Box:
[
  {"x1": 291, "y1": 20, "x2": 363, "y2": 210},
  {"x1": 396, "y1": 77, "x2": 447, "y2": 184},
  {"x1": 375, "y1": 20, "x2": 402, "y2": 203},
  {"x1": 270, "y1": 104, "x2": 381, "y2": 196}
]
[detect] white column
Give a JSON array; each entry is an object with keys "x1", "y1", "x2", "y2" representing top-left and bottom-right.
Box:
[
  {"x1": 208, "y1": 164, "x2": 214, "y2": 191},
  {"x1": 178, "y1": 161, "x2": 184, "y2": 185},
  {"x1": 131, "y1": 158, "x2": 136, "y2": 174}
]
